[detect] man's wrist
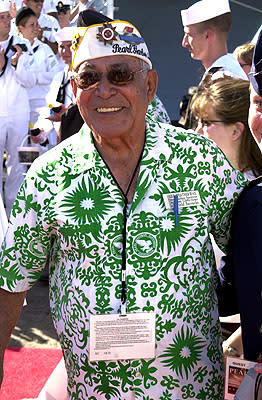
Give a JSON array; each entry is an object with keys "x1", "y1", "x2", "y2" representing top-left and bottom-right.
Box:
[{"x1": 223, "y1": 343, "x2": 240, "y2": 357}]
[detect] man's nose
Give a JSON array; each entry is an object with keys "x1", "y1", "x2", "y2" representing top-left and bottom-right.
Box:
[
  {"x1": 95, "y1": 74, "x2": 116, "y2": 98},
  {"x1": 182, "y1": 35, "x2": 188, "y2": 47}
]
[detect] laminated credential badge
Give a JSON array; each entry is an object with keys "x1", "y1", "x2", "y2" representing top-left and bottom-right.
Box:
[{"x1": 163, "y1": 190, "x2": 201, "y2": 210}]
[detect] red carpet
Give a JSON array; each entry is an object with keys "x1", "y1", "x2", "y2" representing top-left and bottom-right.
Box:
[{"x1": 1, "y1": 347, "x2": 63, "y2": 400}]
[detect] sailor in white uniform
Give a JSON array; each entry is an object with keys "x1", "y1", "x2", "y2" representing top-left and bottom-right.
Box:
[
  {"x1": 16, "y1": 6, "x2": 58, "y2": 124},
  {"x1": 0, "y1": 1, "x2": 37, "y2": 217}
]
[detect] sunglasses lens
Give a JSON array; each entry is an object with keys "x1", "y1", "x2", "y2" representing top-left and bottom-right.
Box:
[
  {"x1": 75, "y1": 71, "x2": 100, "y2": 88},
  {"x1": 74, "y1": 68, "x2": 139, "y2": 89},
  {"x1": 109, "y1": 69, "x2": 133, "y2": 85}
]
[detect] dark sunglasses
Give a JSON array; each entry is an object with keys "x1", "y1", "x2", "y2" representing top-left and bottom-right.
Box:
[
  {"x1": 200, "y1": 119, "x2": 224, "y2": 127},
  {"x1": 72, "y1": 67, "x2": 148, "y2": 90}
]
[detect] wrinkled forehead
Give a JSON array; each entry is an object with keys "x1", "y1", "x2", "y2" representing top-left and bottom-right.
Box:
[{"x1": 76, "y1": 55, "x2": 142, "y2": 72}]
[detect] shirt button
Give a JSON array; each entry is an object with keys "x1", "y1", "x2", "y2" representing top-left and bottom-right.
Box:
[{"x1": 136, "y1": 372, "x2": 141, "y2": 377}]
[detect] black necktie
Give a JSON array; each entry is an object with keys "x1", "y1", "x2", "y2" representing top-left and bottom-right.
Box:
[
  {"x1": 56, "y1": 71, "x2": 70, "y2": 104},
  {"x1": 0, "y1": 36, "x2": 14, "y2": 77}
]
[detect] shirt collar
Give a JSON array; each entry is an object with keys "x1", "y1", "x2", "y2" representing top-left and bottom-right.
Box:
[{"x1": 70, "y1": 116, "x2": 173, "y2": 174}]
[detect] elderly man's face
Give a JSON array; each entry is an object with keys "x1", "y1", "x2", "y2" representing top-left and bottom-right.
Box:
[
  {"x1": 249, "y1": 86, "x2": 262, "y2": 151},
  {"x1": 71, "y1": 55, "x2": 157, "y2": 140}
]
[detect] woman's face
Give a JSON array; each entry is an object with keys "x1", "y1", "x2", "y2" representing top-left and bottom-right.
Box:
[
  {"x1": 19, "y1": 16, "x2": 39, "y2": 43},
  {"x1": 237, "y1": 56, "x2": 251, "y2": 78},
  {"x1": 195, "y1": 106, "x2": 236, "y2": 155}
]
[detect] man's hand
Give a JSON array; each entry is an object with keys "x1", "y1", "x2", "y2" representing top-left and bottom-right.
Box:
[
  {"x1": 47, "y1": 103, "x2": 67, "y2": 122},
  {"x1": 10, "y1": 45, "x2": 22, "y2": 67},
  {"x1": 0, "y1": 289, "x2": 26, "y2": 388},
  {"x1": 0, "y1": 46, "x2": 5, "y2": 70},
  {"x1": 38, "y1": 26, "x2": 44, "y2": 41},
  {"x1": 9, "y1": 1, "x2": 17, "y2": 19}
]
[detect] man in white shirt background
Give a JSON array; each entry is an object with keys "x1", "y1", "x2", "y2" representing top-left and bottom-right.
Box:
[{"x1": 181, "y1": 0, "x2": 247, "y2": 81}]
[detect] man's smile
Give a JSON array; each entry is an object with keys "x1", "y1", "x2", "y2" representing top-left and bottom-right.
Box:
[{"x1": 96, "y1": 107, "x2": 123, "y2": 113}]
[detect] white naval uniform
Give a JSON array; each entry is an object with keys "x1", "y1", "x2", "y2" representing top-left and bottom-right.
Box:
[
  {"x1": 204, "y1": 53, "x2": 248, "y2": 81},
  {"x1": 0, "y1": 35, "x2": 36, "y2": 217},
  {"x1": 42, "y1": 0, "x2": 57, "y2": 15},
  {"x1": 38, "y1": 13, "x2": 60, "y2": 43},
  {"x1": 28, "y1": 38, "x2": 59, "y2": 124},
  {"x1": 45, "y1": 64, "x2": 75, "y2": 146},
  {"x1": 47, "y1": 64, "x2": 74, "y2": 108}
]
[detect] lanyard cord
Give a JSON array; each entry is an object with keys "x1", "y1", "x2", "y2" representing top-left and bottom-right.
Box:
[{"x1": 93, "y1": 136, "x2": 145, "y2": 314}]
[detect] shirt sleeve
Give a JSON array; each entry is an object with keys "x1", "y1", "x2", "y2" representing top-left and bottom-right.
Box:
[
  {"x1": 13, "y1": 50, "x2": 37, "y2": 88},
  {"x1": 0, "y1": 168, "x2": 53, "y2": 293}
]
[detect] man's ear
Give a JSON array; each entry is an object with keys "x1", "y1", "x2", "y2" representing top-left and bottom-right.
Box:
[
  {"x1": 205, "y1": 29, "x2": 214, "y2": 40},
  {"x1": 147, "y1": 69, "x2": 158, "y2": 104},
  {"x1": 232, "y1": 122, "x2": 244, "y2": 141},
  {"x1": 71, "y1": 78, "x2": 77, "y2": 98}
]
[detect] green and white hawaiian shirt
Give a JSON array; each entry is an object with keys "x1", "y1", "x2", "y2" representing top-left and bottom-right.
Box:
[
  {"x1": 0, "y1": 117, "x2": 246, "y2": 399},
  {"x1": 147, "y1": 95, "x2": 171, "y2": 124}
]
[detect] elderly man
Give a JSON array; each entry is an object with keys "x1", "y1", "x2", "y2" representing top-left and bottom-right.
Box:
[{"x1": 0, "y1": 19, "x2": 247, "y2": 399}]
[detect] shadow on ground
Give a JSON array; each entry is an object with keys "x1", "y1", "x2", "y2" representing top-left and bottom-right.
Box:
[{"x1": 9, "y1": 280, "x2": 60, "y2": 349}]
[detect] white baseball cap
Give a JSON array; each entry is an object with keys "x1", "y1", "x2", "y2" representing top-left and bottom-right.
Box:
[
  {"x1": 0, "y1": 1, "x2": 10, "y2": 13},
  {"x1": 71, "y1": 20, "x2": 152, "y2": 71},
  {"x1": 181, "y1": 0, "x2": 231, "y2": 26}
]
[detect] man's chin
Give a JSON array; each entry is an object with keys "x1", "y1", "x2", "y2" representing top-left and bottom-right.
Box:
[{"x1": 190, "y1": 52, "x2": 198, "y2": 60}]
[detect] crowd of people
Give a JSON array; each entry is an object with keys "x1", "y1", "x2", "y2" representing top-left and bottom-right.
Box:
[{"x1": 0, "y1": 0, "x2": 261, "y2": 399}]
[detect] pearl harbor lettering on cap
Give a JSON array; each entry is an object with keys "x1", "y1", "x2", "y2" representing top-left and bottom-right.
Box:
[{"x1": 71, "y1": 20, "x2": 152, "y2": 71}]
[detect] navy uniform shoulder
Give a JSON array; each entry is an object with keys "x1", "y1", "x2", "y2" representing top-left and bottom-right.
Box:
[
  {"x1": 238, "y1": 177, "x2": 262, "y2": 204},
  {"x1": 233, "y1": 176, "x2": 262, "y2": 217}
]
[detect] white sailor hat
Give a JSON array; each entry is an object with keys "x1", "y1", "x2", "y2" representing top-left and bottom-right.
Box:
[
  {"x1": 181, "y1": 0, "x2": 231, "y2": 26},
  {"x1": 0, "y1": 0, "x2": 10, "y2": 13},
  {"x1": 71, "y1": 20, "x2": 152, "y2": 71},
  {"x1": 54, "y1": 26, "x2": 74, "y2": 42}
]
